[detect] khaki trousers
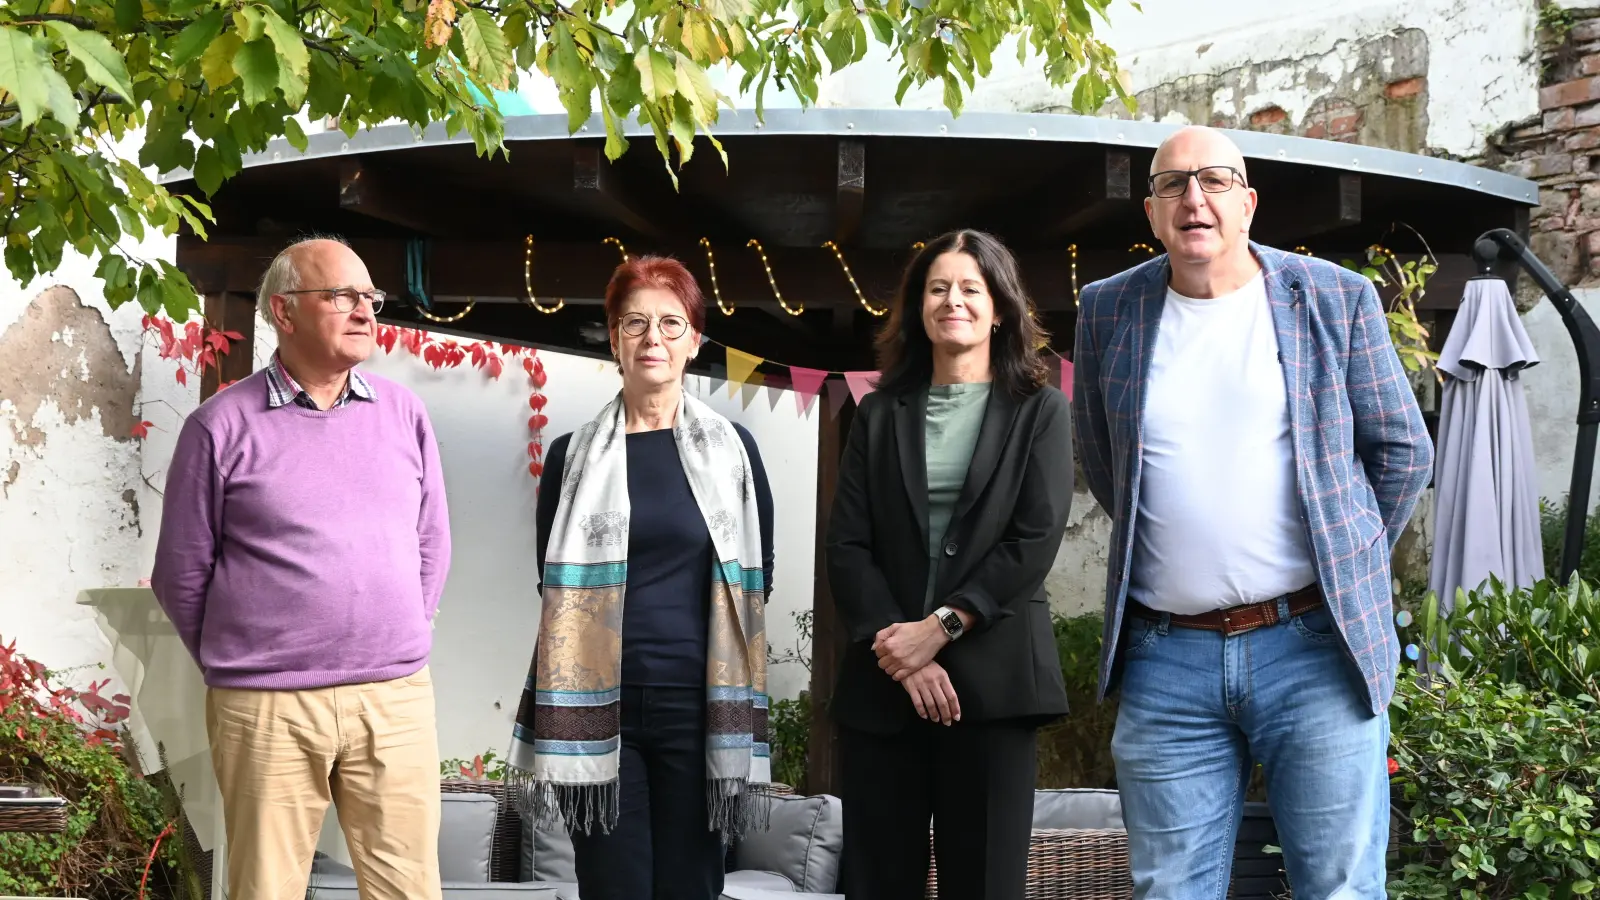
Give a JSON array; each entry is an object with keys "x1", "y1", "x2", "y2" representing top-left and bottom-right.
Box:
[{"x1": 206, "y1": 667, "x2": 442, "y2": 900}]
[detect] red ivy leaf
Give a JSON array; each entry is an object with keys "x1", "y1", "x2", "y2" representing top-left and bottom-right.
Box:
[
  {"x1": 486, "y1": 355, "x2": 503, "y2": 379},
  {"x1": 113, "y1": 693, "x2": 130, "y2": 705},
  {"x1": 223, "y1": 330, "x2": 244, "y2": 341},
  {"x1": 175, "y1": 368, "x2": 188, "y2": 386},
  {"x1": 532, "y1": 369, "x2": 548, "y2": 389},
  {"x1": 206, "y1": 332, "x2": 230, "y2": 352},
  {"x1": 130, "y1": 421, "x2": 153, "y2": 439},
  {"x1": 529, "y1": 414, "x2": 548, "y2": 430},
  {"x1": 528, "y1": 461, "x2": 543, "y2": 477},
  {"x1": 527, "y1": 442, "x2": 538, "y2": 459},
  {"x1": 529, "y1": 394, "x2": 547, "y2": 412},
  {"x1": 522, "y1": 357, "x2": 535, "y2": 375},
  {"x1": 218, "y1": 379, "x2": 238, "y2": 391}
]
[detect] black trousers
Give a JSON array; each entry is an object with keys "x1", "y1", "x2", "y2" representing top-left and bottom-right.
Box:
[
  {"x1": 571, "y1": 686, "x2": 725, "y2": 900},
  {"x1": 840, "y1": 717, "x2": 1039, "y2": 900}
]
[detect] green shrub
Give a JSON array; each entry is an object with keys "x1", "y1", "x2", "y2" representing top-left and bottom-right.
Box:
[
  {"x1": 1408, "y1": 576, "x2": 1599, "y2": 700},
  {"x1": 769, "y1": 691, "x2": 811, "y2": 793},
  {"x1": 1540, "y1": 496, "x2": 1600, "y2": 586},
  {"x1": 1388, "y1": 578, "x2": 1600, "y2": 899},
  {"x1": 1036, "y1": 611, "x2": 1118, "y2": 789},
  {"x1": 0, "y1": 638, "x2": 197, "y2": 899},
  {"x1": 1388, "y1": 671, "x2": 1599, "y2": 899}
]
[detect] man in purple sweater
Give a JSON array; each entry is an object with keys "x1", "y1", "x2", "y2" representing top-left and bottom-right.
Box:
[{"x1": 153, "y1": 236, "x2": 451, "y2": 900}]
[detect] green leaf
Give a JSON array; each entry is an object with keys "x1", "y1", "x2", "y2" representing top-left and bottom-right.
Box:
[
  {"x1": 170, "y1": 9, "x2": 226, "y2": 70},
  {"x1": 459, "y1": 8, "x2": 513, "y2": 90},
  {"x1": 259, "y1": 5, "x2": 310, "y2": 105},
  {"x1": 637, "y1": 48, "x2": 677, "y2": 102},
  {"x1": 44, "y1": 22, "x2": 135, "y2": 101},
  {"x1": 1575, "y1": 880, "x2": 1596, "y2": 896},
  {"x1": 192, "y1": 144, "x2": 224, "y2": 196},
  {"x1": 669, "y1": 94, "x2": 696, "y2": 164},
  {"x1": 232, "y1": 39, "x2": 280, "y2": 105},
  {"x1": 675, "y1": 54, "x2": 719, "y2": 123},
  {"x1": 201, "y1": 32, "x2": 243, "y2": 90},
  {"x1": 115, "y1": 0, "x2": 143, "y2": 31},
  {"x1": 283, "y1": 116, "x2": 308, "y2": 152},
  {"x1": 942, "y1": 74, "x2": 963, "y2": 117},
  {"x1": 0, "y1": 27, "x2": 78, "y2": 128}
]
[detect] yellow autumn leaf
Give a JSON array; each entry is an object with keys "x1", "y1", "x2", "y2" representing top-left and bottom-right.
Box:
[
  {"x1": 201, "y1": 32, "x2": 242, "y2": 90},
  {"x1": 424, "y1": 0, "x2": 457, "y2": 49}
]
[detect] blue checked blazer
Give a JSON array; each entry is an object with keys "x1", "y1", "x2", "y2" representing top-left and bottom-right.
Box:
[{"x1": 1072, "y1": 242, "x2": 1434, "y2": 715}]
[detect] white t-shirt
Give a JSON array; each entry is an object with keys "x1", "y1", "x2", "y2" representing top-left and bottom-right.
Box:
[{"x1": 1127, "y1": 273, "x2": 1318, "y2": 614}]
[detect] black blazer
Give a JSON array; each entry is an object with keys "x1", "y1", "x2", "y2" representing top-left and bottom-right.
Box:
[{"x1": 826, "y1": 383, "x2": 1075, "y2": 735}]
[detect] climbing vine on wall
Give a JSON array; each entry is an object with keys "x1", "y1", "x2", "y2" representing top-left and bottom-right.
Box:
[{"x1": 132, "y1": 317, "x2": 550, "y2": 488}]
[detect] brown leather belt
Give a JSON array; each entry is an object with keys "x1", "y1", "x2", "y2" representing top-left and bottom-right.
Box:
[{"x1": 1128, "y1": 584, "x2": 1324, "y2": 636}]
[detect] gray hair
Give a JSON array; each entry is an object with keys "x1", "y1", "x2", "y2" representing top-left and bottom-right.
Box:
[{"x1": 257, "y1": 234, "x2": 350, "y2": 329}]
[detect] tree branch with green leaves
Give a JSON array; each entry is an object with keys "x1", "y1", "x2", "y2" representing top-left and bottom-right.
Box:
[{"x1": 0, "y1": 0, "x2": 1133, "y2": 320}]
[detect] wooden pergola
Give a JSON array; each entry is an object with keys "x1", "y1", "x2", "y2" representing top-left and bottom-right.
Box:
[{"x1": 166, "y1": 107, "x2": 1538, "y2": 793}]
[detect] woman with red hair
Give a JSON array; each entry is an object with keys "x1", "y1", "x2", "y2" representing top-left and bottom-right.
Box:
[{"x1": 504, "y1": 256, "x2": 776, "y2": 900}]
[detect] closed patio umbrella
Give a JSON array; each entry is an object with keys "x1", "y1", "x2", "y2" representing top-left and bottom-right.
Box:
[{"x1": 1428, "y1": 277, "x2": 1544, "y2": 612}]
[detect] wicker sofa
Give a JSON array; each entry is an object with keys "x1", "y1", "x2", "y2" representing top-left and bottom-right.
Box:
[{"x1": 305, "y1": 781, "x2": 1137, "y2": 899}]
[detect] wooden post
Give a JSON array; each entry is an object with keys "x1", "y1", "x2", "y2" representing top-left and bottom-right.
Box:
[
  {"x1": 806, "y1": 399, "x2": 854, "y2": 797},
  {"x1": 201, "y1": 292, "x2": 258, "y2": 402}
]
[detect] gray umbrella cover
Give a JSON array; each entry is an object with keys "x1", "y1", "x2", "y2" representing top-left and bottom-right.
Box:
[{"x1": 1427, "y1": 278, "x2": 1544, "y2": 612}]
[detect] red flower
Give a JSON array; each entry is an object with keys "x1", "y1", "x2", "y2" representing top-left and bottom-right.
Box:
[{"x1": 1387, "y1": 757, "x2": 1399, "y2": 776}]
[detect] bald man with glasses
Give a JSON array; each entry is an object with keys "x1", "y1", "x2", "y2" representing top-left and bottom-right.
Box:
[
  {"x1": 1073, "y1": 127, "x2": 1432, "y2": 899},
  {"x1": 153, "y1": 235, "x2": 451, "y2": 900}
]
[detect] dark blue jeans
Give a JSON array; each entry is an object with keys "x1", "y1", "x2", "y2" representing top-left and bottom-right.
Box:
[{"x1": 570, "y1": 686, "x2": 726, "y2": 900}]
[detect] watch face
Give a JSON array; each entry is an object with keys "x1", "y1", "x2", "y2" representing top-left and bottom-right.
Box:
[{"x1": 940, "y1": 612, "x2": 961, "y2": 635}]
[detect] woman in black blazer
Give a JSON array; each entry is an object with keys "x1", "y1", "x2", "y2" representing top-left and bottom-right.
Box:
[{"x1": 826, "y1": 229, "x2": 1074, "y2": 900}]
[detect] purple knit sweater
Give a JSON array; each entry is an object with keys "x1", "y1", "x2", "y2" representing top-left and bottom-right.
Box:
[{"x1": 152, "y1": 368, "x2": 451, "y2": 690}]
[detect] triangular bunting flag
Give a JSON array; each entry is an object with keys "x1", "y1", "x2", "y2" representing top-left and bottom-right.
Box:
[
  {"x1": 1060, "y1": 357, "x2": 1074, "y2": 400},
  {"x1": 726, "y1": 347, "x2": 763, "y2": 398},
  {"x1": 843, "y1": 371, "x2": 878, "y2": 405},
  {"x1": 825, "y1": 377, "x2": 851, "y2": 419},
  {"x1": 764, "y1": 371, "x2": 791, "y2": 411},
  {"x1": 704, "y1": 364, "x2": 727, "y2": 397},
  {"x1": 739, "y1": 372, "x2": 766, "y2": 408},
  {"x1": 790, "y1": 367, "x2": 828, "y2": 417}
]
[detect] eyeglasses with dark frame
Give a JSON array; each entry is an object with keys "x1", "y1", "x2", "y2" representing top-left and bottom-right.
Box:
[
  {"x1": 1147, "y1": 166, "x2": 1247, "y2": 199},
  {"x1": 279, "y1": 288, "x2": 386, "y2": 314},
  {"x1": 617, "y1": 313, "x2": 689, "y2": 340}
]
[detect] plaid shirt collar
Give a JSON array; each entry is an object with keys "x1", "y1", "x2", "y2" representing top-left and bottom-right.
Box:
[{"x1": 265, "y1": 352, "x2": 376, "y2": 410}]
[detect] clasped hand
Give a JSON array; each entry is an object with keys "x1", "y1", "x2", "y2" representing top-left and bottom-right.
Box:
[{"x1": 873, "y1": 617, "x2": 960, "y2": 725}]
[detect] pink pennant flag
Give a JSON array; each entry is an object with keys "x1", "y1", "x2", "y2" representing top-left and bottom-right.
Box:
[
  {"x1": 843, "y1": 371, "x2": 878, "y2": 406},
  {"x1": 1060, "y1": 357, "x2": 1074, "y2": 400},
  {"x1": 790, "y1": 367, "x2": 828, "y2": 417},
  {"x1": 825, "y1": 377, "x2": 851, "y2": 419}
]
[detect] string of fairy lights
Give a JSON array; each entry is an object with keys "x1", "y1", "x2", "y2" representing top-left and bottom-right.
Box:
[{"x1": 406, "y1": 236, "x2": 1353, "y2": 326}]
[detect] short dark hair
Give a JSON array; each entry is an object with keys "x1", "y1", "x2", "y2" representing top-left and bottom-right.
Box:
[
  {"x1": 603, "y1": 255, "x2": 706, "y2": 334},
  {"x1": 874, "y1": 230, "x2": 1051, "y2": 397}
]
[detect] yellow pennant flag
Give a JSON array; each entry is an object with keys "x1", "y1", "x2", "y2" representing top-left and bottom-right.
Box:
[{"x1": 725, "y1": 347, "x2": 764, "y2": 398}]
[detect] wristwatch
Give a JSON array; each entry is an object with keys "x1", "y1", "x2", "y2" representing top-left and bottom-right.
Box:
[{"x1": 933, "y1": 606, "x2": 965, "y2": 641}]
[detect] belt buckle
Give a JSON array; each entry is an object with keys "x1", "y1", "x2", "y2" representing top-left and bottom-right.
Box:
[{"x1": 1218, "y1": 607, "x2": 1267, "y2": 637}]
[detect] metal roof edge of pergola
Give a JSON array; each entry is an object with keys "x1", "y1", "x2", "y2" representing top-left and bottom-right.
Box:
[{"x1": 158, "y1": 107, "x2": 1539, "y2": 207}]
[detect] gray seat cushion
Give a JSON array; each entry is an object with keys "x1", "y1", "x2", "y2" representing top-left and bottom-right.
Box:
[
  {"x1": 305, "y1": 791, "x2": 501, "y2": 891},
  {"x1": 732, "y1": 794, "x2": 844, "y2": 893},
  {"x1": 520, "y1": 811, "x2": 578, "y2": 883},
  {"x1": 306, "y1": 876, "x2": 560, "y2": 899},
  {"x1": 723, "y1": 869, "x2": 797, "y2": 891},
  {"x1": 440, "y1": 791, "x2": 500, "y2": 882},
  {"x1": 1031, "y1": 788, "x2": 1124, "y2": 831}
]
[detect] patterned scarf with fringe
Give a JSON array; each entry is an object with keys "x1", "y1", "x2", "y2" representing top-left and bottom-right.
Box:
[{"x1": 506, "y1": 392, "x2": 771, "y2": 837}]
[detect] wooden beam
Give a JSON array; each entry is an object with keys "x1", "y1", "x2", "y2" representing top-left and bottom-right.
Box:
[
  {"x1": 807, "y1": 395, "x2": 852, "y2": 797},
  {"x1": 339, "y1": 158, "x2": 449, "y2": 236},
  {"x1": 1255, "y1": 171, "x2": 1361, "y2": 244},
  {"x1": 201, "y1": 292, "x2": 258, "y2": 401},
  {"x1": 835, "y1": 139, "x2": 866, "y2": 244},
  {"x1": 1039, "y1": 149, "x2": 1134, "y2": 241},
  {"x1": 573, "y1": 144, "x2": 670, "y2": 241}
]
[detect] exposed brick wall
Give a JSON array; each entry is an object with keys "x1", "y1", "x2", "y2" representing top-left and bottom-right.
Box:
[{"x1": 1487, "y1": 9, "x2": 1600, "y2": 289}]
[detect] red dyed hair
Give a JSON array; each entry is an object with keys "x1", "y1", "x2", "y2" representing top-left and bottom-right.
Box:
[{"x1": 603, "y1": 255, "x2": 706, "y2": 334}]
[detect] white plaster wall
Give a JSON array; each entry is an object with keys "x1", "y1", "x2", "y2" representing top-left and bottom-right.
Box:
[
  {"x1": 1522, "y1": 288, "x2": 1600, "y2": 516},
  {"x1": 0, "y1": 232, "x2": 181, "y2": 694},
  {"x1": 814, "y1": 0, "x2": 1537, "y2": 158}
]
